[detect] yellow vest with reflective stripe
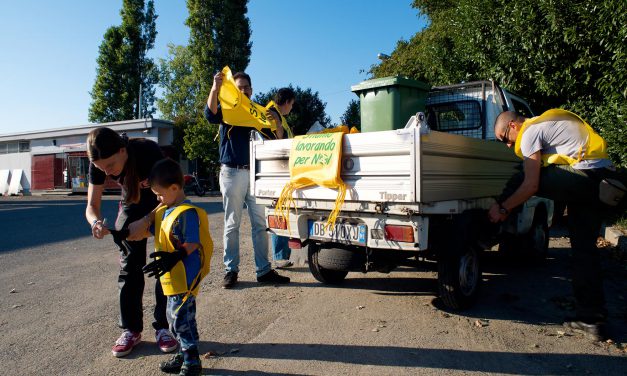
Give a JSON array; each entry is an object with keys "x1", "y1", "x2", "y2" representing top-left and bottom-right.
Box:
[
  {"x1": 267, "y1": 100, "x2": 294, "y2": 139},
  {"x1": 514, "y1": 109, "x2": 608, "y2": 166},
  {"x1": 154, "y1": 203, "x2": 213, "y2": 296}
]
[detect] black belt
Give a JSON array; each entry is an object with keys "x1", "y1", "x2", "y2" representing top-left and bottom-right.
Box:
[{"x1": 222, "y1": 163, "x2": 250, "y2": 170}]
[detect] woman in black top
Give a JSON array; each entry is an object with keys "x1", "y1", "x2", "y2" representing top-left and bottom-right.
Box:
[{"x1": 85, "y1": 127, "x2": 177, "y2": 358}]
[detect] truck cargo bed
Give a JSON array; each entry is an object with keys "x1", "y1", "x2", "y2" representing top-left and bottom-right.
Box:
[{"x1": 251, "y1": 128, "x2": 519, "y2": 214}]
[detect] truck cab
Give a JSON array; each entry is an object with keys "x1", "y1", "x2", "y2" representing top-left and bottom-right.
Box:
[{"x1": 425, "y1": 81, "x2": 533, "y2": 140}]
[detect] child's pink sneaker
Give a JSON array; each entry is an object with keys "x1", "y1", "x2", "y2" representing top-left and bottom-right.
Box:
[
  {"x1": 156, "y1": 328, "x2": 178, "y2": 353},
  {"x1": 111, "y1": 330, "x2": 141, "y2": 357}
]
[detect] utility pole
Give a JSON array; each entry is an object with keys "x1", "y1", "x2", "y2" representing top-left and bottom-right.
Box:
[{"x1": 138, "y1": 83, "x2": 142, "y2": 119}]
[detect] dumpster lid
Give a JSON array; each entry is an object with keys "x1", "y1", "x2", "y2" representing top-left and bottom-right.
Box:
[{"x1": 351, "y1": 75, "x2": 431, "y2": 93}]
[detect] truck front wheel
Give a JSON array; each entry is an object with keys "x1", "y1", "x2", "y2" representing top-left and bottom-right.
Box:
[
  {"x1": 308, "y1": 243, "x2": 349, "y2": 284},
  {"x1": 499, "y1": 205, "x2": 548, "y2": 263},
  {"x1": 524, "y1": 206, "x2": 549, "y2": 262}
]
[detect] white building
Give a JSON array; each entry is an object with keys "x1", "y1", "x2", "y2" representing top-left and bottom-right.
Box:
[{"x1": 0, "y1": 119, "x2": 174, "y2": 193}]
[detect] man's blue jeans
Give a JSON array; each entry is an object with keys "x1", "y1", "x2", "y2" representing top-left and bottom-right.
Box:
[
  {"x1": 271, "y1": 233, "x2": 291, "y2": 261},
  {"x1": 219, "y1": 165, "x2": 271, "y2": 277}
]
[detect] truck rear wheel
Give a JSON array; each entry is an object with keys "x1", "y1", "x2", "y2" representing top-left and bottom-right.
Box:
[
  {"x1": 438, "y1": 245, "x2": 481, "y2": 310},
  {"x1": 308, "y1": 243, "x2": 349, "y2": 284},
  {"x1": 437, "y1": 211, "x2": 483, "y2": 310}
]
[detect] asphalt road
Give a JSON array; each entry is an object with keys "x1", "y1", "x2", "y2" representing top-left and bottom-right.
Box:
[{"x1": 1, "y1": 195, "x2": 626, "y2": 375}]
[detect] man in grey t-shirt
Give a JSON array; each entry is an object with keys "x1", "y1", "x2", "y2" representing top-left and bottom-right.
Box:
[
  {"x1": 519, "y1": 119, "x2": 612, "y2": 170},
  {"x1": 488, "y1": 109, "x2": 623, "y2": 342}
]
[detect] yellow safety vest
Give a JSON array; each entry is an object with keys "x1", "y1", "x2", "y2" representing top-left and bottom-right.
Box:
[
  {"x1": 514, "y1": 109, "x2": 608, "y2": 166},
  {"x1": 154, "y1": 203, "x2": 213, "y2": 297},
  {"x1": 267, "y1": 100, "x2": 294, "y2": 139},
  {"x1": 218, "y1": 66, "x2": 276, "y2": 133}
]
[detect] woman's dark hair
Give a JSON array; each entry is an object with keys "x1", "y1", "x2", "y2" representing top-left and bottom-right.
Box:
[
  {"x1": 149, "y1": 158, "x2": 184, "y2": 189},
  {"x1": 274, "y1": 87, "x2": 295, "y2": 106},
  {"x1": 86, "y1": 127, "x2": 140, "y2": 204},
  {"x1": 86, "y1": 127, "x2": 125, "y2": 161}
]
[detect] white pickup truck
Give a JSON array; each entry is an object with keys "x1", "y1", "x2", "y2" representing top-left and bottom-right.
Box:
[{"x1": 251, "y1": 80, "x2": 553, "y2": 309}]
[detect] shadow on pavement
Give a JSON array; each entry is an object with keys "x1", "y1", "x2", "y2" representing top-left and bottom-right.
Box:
[
  {"x1": 197, "y1": 342, "x2": 625, "y2": 375},
  {"x1": 284, "y1": 243, "x2": 627, "y2": 342}
]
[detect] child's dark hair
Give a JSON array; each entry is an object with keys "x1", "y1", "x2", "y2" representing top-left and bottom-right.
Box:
[
  {"x1": 87, "y1": 127, "x2": 140, "y2": 204},
  {"x1": 149, "y1": 158, "x2": 184, "y2": 189},
  {"x1": 274, "y1": 87, "x2": 295, "y2": 106}
]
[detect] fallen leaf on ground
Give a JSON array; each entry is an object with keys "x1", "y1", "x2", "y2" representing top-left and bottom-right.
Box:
[{"x1": 203, "y1": 351, "x2": 218, "y2": 359}]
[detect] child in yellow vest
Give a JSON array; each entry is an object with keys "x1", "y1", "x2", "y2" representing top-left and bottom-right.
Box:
[{"x1": 142, "y1": 158, "x2": 213, "y2": 376}]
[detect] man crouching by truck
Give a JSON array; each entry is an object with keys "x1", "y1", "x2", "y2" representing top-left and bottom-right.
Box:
[{"x1": 488, "y1": 109, "x2": 626, "y2": 342}]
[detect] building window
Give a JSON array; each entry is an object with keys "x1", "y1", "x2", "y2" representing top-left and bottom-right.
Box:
[
  {"x1": 19, "y1": 141, "x2": 30, "y2": 152},
  {"x1": 0, "y1": 141, "x2": 30, "y2": 154},
  {"x1": 7, "y1": 142, "x2": 18, "y2": 154}
]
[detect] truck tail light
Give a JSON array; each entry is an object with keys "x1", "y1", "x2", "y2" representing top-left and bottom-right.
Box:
[
  {"x1": 384, "y1": 225, "x2": 414, "y2": 243},
  {"x1": 268, "y1": 215, "x2": 287, "y2": 230}
]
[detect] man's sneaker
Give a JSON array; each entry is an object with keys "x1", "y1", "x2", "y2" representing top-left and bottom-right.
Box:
[
  {"x1": 160, "y1": 353, "x2": 184, "y2": 374},
  {"x1": 257, "y1": 269, "x2": 290, "y2": 284},
  {"x1": 563, "y1": 319, "x2": 606, "y2": 341},
  {"x1": 111, "y1": 330, "x2": 141, "y2": 357},
  {"x1": 275, "y1": 259, "x2": 293, "y2": 269},
  {"x1": 156, "y1": 328, "x2": 178, "y2": 353},
  {"x1": 222, "y1": 271, "x2": 238, "y2": 289},
  {"x1": 180, "y1": 362, "x2": 202, "y2": 376}
]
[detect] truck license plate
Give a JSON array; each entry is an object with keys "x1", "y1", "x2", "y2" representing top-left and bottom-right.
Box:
[{"x1": 308, "y1": 220, "x2": 367, "y2": 245}]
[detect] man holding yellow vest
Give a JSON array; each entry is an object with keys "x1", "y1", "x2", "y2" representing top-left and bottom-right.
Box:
[
  {"x1": 488, "y1": 109, "x2": 624, "y2": 341},
  {"x1": 205, "y1": 70, "x2": 290, "y2": 288}
]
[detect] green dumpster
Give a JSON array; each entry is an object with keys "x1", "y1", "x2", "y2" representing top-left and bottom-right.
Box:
[{"x1": 351, "y1": 76, "x2": 431, "y2": 133}]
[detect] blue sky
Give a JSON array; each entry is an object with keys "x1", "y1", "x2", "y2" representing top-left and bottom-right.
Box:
[{"x1": 0, "y1": 0, "x2": 424, "y2": 135}]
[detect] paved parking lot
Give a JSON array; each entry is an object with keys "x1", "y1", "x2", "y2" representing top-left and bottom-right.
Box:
[{"x1": 1, "y1": 194, "x2": 626, "y2": 375}]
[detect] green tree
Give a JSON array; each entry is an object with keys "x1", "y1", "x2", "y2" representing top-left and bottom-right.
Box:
[
  {"x1": 156, "y1": 44, "x2": 197, "y2": 159},
  {"x1": 157, "y1": 44, "x2": 197, "y2": 124},
  {"x1": 372, "y1": 0, "x2": 627, "y2": 166},
  {"x1": 179, "y1": 0, "x2": 252, "y2": 173},
  {"x1": 340, "y1": 99, "x2": 361, "y2": 130},
  {"x1": 254, "y1": 86, "x2": 331, "y2": 136},
  {"x1": 89, "y1": 0, "x2": 158, "y2": 123}
]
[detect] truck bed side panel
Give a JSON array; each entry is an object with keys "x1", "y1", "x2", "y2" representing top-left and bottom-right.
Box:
[{"x1": 251, "y1": 129, "x2": 520, "y2": 207}]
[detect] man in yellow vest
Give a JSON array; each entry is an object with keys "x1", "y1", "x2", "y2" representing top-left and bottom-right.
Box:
[{"x1": 488, "y1": 109, "x2": 625, "y2": 341}]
